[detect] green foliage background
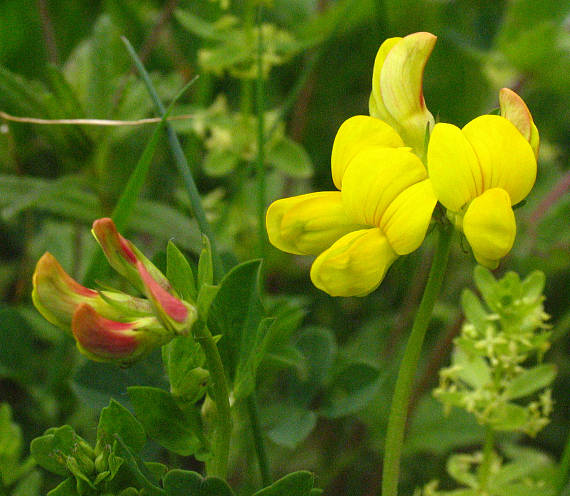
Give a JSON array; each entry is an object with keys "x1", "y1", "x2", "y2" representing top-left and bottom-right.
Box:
[{"x1": 0, "y1": 0, "x2": 568, "y2": 494}]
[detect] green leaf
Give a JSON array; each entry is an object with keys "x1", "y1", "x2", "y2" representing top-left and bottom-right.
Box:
[
  {"x1": 0, "y1": 403, "x2": 28, "y2": 486},
  {"x1": 521, "y1": 270, "x2": 546, "y2": 302},
  {"x1": 202, "y1": 149, "x2": 239, "y2": 177},
  {"x1": 167, "y1": 241, "x2": 197, "y2": 302},
  {"x1": 163, "y1": 469, "x2": 234, "y2": 496},
  {"x1": 253, "y1": 471, "x2": 317, "y2": 496},
  {"x1": 453, "y1": 346, "x2": 491, "y2": 390},
  {"x1": 505, "y1": 364, "x2": 557, "y2": 400},
  {"x1": 127, "y1": 386, "x2": 204, "y2": 456},
  {"x1": 47, "y1": 477, "x2": 79, "y2": 496},
  {"x1": 97, "y1": 399, "x2": 146, "y2": 454},
  {"x1": 461, "y1": 289, "x2": 489, "y2": 333},
  {"x1": 30, "y1": 425, "x2": 77, "y2": 476},
  {"x1": 488, "y1": 403, "x2": 529, "y2": 431},
  {"x1": 208, "y1": 260, "x2": 264, "y2": 399},
  {"x1": 12, "y1": 470, "x2": 42, "y2": 496},
  {"x1": 266, "y1": 136, "x2": 313, "y2": 178},
  {"x1": 197, "y1": 284, "x2": 220, "y2": 319},
  {"x1": 266, "y1": 403, "x2": 317, "y2": 449},
  {"x1": 319, "y1": 362, "x2": 381, "y2": 418},
  {"x1": 295, "y1": 327, "x2": 337, "y2": 388},
  {"x1": 198, "y1": 236, "x2": 214, "y2": 288},
  {"x1": 174, "y1": 10, "x2": 234, "y2": 42},
  {"x1": 162, "y1": 335, "x2": 209, "y2": 403}
]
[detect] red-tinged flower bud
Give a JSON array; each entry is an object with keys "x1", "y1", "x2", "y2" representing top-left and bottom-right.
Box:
[
  {"x1": 72, "y1": 304, "x2": 172, "y2": 364},
  {"x1": 32, "y1": 253, "x2": 155, "y2": 332},
  {"x1": 136, "y1": 260, "x2": 198, "y2": 335},
  {"x1": 32, "y1": 252, "x2": 100, "y2": 330},
  {"x1": 91, "y1": 218, "x2": 171, "y2": 294}
]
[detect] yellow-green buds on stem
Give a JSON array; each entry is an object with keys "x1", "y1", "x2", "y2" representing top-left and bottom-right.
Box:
[{"x1": 32, "y1": 218, "x2": 197, "y2": 365}]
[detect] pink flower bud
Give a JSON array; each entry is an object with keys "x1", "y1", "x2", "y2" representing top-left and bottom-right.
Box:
[{"x1": 72, "y1": 304, "x2": 170, "y2": 364}]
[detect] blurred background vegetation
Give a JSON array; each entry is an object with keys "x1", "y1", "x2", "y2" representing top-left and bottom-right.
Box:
[{"x1": 0, "y1": 0, "x2": 568, "y2": 494}]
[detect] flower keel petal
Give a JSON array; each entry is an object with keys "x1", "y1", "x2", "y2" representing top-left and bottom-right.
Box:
[
  {"x1": 310, "y1": 228, "x2": 398, "y2": 297},
  {"x1": 463, "y1": 188, "x2": 516, "y2": 269}
]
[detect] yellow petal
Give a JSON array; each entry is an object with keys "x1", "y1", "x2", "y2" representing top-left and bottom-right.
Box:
[
  {"x1": 463, "y1": 188, "x2": 516, "y2": 269},
  {"x1": 499, "y1": 88, "x2": 539, "y2": 159},
  {"x1": 462, "y1": 115, "x2": 536, "y2": 206},
  {"x1": 369, "y1": 37, "x2": 402, "y2": 128},
  {"x1": 377, "y1": 32, "x2": 436, "y2": 154},
  {"x1": 341, "y1": 146, "x2": 427, "y2": 227},
  {"x1": 266, "y1": 192, "x2": 361, "y2": 256},
  {"x1": 427, "y1": 122, "x2": 483, "y2": 211},
  {"x1": 381, "y1": 179, "x2": 437, "y2": 255},
  {"x1": 331, "y1": 115, "x2": 404, "y2": 189},
  {"x1": 310, "y1": 228, "x2": 398, "y2": 297}
]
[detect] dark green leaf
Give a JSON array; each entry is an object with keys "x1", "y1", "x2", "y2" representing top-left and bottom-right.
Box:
[
  {"x1": 163, "y1": 469, "x2": 234, "y2": 496},
  {"x1": 162, "y1": 335, "x2": 208, "y2": 403},
  {"x1": 253, "y1": 471, "x2": 317, "y2": 496},
  {"x1": 47, "y1": 477, "x2": 79, "y2": 496},
  {"x1": 319, "y1": 362, "x2": 381, "y2": 418},
  {"x1": 97, "y1": 399, "x2": 146, "y2": 453},
  {"x1": 127, "y1": 386, "x2": 204, "y2": 456},
  {"x1": 208, "y1": 260, "x2": 264, "y2": 398},
  {"x1": 266, "y1": 404, "x2": 317, "y2": 449},
  {"x1": 30, "y1": 425, "x2": 76, "y2": 476}
]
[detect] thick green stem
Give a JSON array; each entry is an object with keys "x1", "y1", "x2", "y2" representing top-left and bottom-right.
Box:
[
  {"x1": 381, "y1": 223, "x2": 453, "y2": 496},
  {"x1": 478, "y1": 427, "x2": 495, "y2": 491},
  {"x1": 194, "y1": 324, "x2": 232, "y2": 479}
]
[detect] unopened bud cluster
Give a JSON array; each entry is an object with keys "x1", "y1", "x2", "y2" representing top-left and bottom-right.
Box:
[{"x1": 434, "y1": 266, "x2": 553, "y2": 436}]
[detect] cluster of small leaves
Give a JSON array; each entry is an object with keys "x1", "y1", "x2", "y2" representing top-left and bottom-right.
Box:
[
  {"x1": 434, "y1": 266, "x2": 554, "y2": 436},
  {"x1": 175, "y1": 10, "x2": 303, "y2": 79},
  {"x1": 0, "y1": 404, "x2": 42, "y2": 495},
  {"x1": 176, "y1": 96, "x2": 312, "y2": 179},
  {"x1": 416, "y1": 445, "x2": 557, "y2": 496},
  {"x1": 31, "y1": 398, "x2": 320, "y2": 496}
]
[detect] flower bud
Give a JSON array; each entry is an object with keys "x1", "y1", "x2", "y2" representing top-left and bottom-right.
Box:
[
  {"x1": 136, "y1": 260, "x2": 198, "y2": 335},
  {"x1": 499, "y1": 88, "x2": 539, "y2": 159},
  {"x1": 32, "y1": 253, "x2": 154, "y2": 332},
  {"x1": 72, "y1": 304, "x2": 172, "y2": 364},
  {"x1": 91, "y1": 218, "x2": 171, "y2": 295}
]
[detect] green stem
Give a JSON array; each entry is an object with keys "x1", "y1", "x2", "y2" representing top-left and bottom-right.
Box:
[
  {"x1": 555, "y1": 427, "x2": 570, "y2": 495},
  {"x1": 194, "y1": 323, "x2": 232, "y2": 479},
  {"x1": 247, "y1": 393, "x2": 271, "y2": 486},
  {"x1": 381, "y1": 223, "x2": 453, "y2": 496},
  {"x1": 255, "y1": 4, "x2": 267, "y2": 263},
  {"x1": 246, "y1": 6, "x2": 271, "y2": 487},
  {"x1": 478, "y1": 427, "x2": 495, "y2": 492},
  {"x1": 122, "y1": 37, "x2": 225, "y2": 282}
]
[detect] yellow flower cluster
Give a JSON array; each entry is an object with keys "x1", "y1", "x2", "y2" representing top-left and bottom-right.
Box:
[{"x1": 266, "y1": 33, "x2": 539, "y2": 297}]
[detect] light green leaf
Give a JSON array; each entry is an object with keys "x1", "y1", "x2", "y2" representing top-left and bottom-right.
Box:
[
  {"x1": 505, "y1": 364, "x2": 556, "y2": 400},
  {"x1": 167, "y1": 241, "x2": 197, "y2": 302},
  {"x1": 266, "y1": 136, "x2": 313, "y2": 178}
]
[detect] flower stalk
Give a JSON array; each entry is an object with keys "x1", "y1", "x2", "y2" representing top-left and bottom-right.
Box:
[{"x1": 381, "y1": 222, "x2": 453, "y2": 496}]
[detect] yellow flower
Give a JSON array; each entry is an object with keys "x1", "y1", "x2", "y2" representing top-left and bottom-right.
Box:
[
  {"x1": 266, "y1": 32, "x2": 440, "y2": 297},
  {"x1": 427, "y1": 90, "x2": 538, "y2": 268},
  {"x1": 267, "y1": 116, "x2": 437, "y2": 297}
]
